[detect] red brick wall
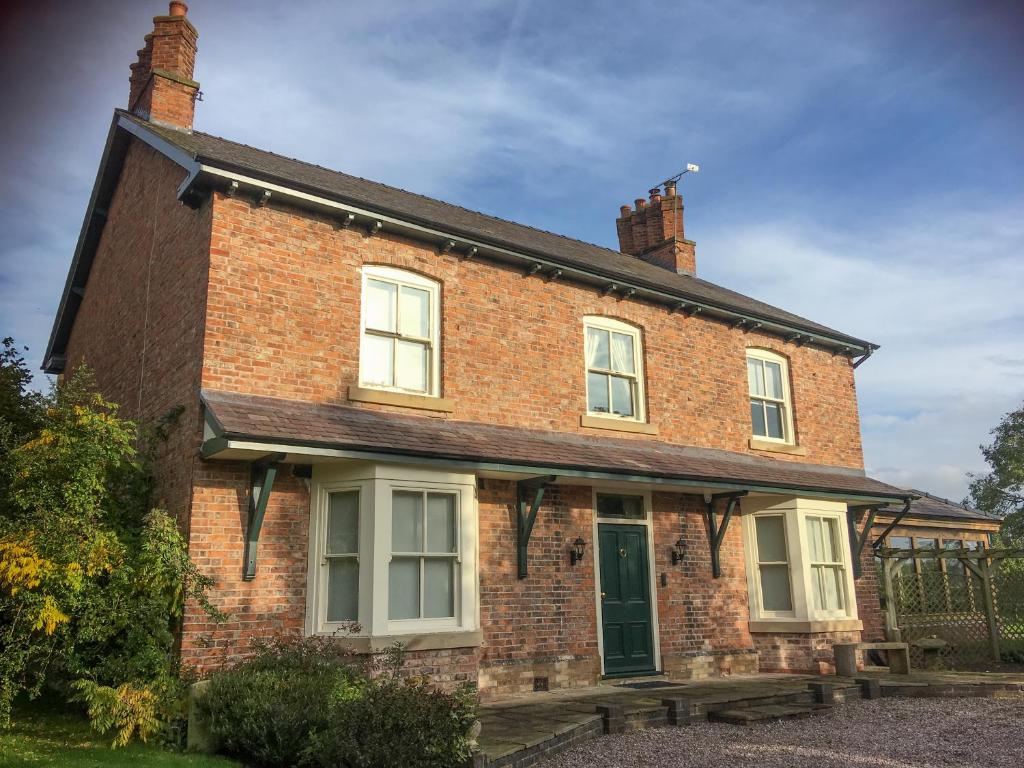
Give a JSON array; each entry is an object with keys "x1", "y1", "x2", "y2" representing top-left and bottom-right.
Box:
[
  {"x1": 855, "y1": 545, "x2": 886, "y2": 642},
  {"x1": 63, "y1": 139, "x2": 212, "y2": 525},
  {"x1": 201, "y1": 195, "x2": 865, "y2": 469},
  {"x1": 182, "y1": 473, "x2": 764, "y2": 694},
  {"x1": 181, "y1": 461, "x2": 309, "y2": 671},
  {"x1": 63, "y1": 148, "x2": 872, "y2": 692},
  {"x1": 752, "y1": 630, "x2": 862, "y2": 674},
  {"x1": 652, "y1": 493, "x2": 754, "y2": 658}
]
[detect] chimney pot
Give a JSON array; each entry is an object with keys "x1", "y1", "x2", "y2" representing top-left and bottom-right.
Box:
[
  {"x1": 619, "y1": 205, "x2": 632, "y2": 218},
  {"x1": 649, "y1": 187, "x2": 662, "y2": 203},
  {"x1": 634, "y1": 198, "x2": 647, "y2": 210},
  {"x1": 168, "y1": 1, "x2": 188, "y2": 16},
  {"x1": 664, "y1": 180, "x2": 677, "y2": 196}
]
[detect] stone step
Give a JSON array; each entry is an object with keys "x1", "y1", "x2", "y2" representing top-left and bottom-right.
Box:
[{"x1": 708, "y1": 703, "x2": 830, "y2": 725}]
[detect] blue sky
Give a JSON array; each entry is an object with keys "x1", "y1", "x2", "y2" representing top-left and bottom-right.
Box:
[{"x1": 1, "y1": 0, "x2": 1022, "y2": 500}]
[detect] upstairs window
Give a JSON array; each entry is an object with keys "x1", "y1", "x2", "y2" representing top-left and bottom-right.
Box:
[
  {"x1": 746, "y1": 349, "x2": 794, "y2": 443},
  {"x1": 584, "y1": 317, "x2": 645, "y2": 421},
  {"x1": 360, "y1": 266, "x2": 440, "y2": 396}
]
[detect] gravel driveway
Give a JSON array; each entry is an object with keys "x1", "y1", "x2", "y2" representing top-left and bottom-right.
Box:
[{"x1": 537, "y1": 697, "x2": 1024, "y2": 768}]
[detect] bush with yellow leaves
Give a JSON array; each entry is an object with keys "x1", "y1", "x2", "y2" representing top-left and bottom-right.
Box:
[{"x1": 0, "y1": 362, "x2": 222, "y2": 745}]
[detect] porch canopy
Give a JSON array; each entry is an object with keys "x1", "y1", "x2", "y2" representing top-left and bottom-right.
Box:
[
  {"x1": 201, "y1": 389, "x2": 906, "y2": 502},
  {"x1": 199, "y1": 389, "x2": 912, "y2": 579}
]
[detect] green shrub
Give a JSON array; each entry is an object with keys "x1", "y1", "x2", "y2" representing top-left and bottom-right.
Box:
[
  {"x1": 200, "y1": 636, "x2": 478, "y2": 768},
  {"x1": 308, "y1": 677, "x2": 477, "y2": 768},
  {"x1": 200, "y1": 636, "x2": 365, "y2": 767}
]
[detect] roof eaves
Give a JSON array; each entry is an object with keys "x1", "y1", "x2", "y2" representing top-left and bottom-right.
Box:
[{"x1": 168, "y1": 150, "x2": 877, "y2": 353}]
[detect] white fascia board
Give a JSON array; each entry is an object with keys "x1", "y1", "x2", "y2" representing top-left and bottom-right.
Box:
[{"x1": 116, "y1": 115, "x2": 200, "y2": 176}]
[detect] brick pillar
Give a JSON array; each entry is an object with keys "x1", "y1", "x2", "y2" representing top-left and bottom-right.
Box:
[{"x1": 129, "y1": 2, "x2": 200, "y2": 131}]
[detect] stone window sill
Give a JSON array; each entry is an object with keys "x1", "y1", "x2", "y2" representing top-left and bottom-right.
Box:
[
  {"x1": 318, "y1": 629, "x2": 482, "y2": 652},
  {"x1": 581, "y1": 414, "x2": 659, "y2": 435},
  {"x1": 748, "y1": 618, "x2": 862, "y2": 634},
  {"x1": 749, "y1": 438, "x2": 808, "y2": 456},
  {"x1": 348, "y1": 385, "x2": 454, "y2": 413}
]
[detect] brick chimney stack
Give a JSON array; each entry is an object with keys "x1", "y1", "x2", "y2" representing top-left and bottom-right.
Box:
[
  {"x1": 128, "y1": 2, "x2": 200, "y2": 131},
  {"x1": 615, "y1": 181, "x2": 697, "y2": 275}
]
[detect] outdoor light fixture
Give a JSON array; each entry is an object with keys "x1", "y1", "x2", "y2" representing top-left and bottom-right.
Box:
[
  {"x1": 570, "y1": 537, "x2": 587, "y2": 566},
  {"x1": 672, "y1": 537, "x2": 687, "y2": 565}
]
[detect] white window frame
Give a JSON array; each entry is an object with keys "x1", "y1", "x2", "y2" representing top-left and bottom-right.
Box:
[
  {"x1": 359, "y1": 265, "x2": 441, "y2": 397},
  {"x1": 310, "y1": 484, "x2": 367, "y2": 634},
  {"x1": 741, "y1": 497, "x2": 858, "y2": 628},
  {"x1": 745, "y1": 348, "x2": 795, "y2": 444},
  {"x1": 805, "y1": 515, "x2": 849, "y2": 618},
  {"x1": 752, "y1": 514, "x2": 795, "y2": 618},
  {"x1": 384, "y1": 482, "x2": 462, "y2": 633},
  {"x1": 583, "y1": 316, "x2": 646, "y2": 422},
  {"x1": 306, "y1": 463, "x2": 478, "y2": 639}
]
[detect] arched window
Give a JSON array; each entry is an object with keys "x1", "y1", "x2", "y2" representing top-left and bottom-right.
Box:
[
  {"x1": 745, "y1": 348, "x2": 795, "y2": 443},
  {"x1": 359, "y1": 266, "x2": 440, "y2": 396},
  {"x1": 583, "y1": 317, "x2": 646, "y2": 421}
]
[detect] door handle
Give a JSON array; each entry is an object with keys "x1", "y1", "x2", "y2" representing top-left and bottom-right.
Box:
[{"x1": 601, "y1": 592, "x2": 606, "y2": 599}]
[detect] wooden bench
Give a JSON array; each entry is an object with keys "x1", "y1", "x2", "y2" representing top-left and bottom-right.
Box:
[{"x1": 834, "y1": 641, "x2": 910, "y2": 676}]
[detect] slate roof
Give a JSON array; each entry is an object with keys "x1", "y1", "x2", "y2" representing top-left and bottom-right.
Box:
[
  {"x1": 900, "y1": 489, "x2": 998, "y2": 523},
  {"x1": 201, "y1": 389, "x2": 908, "y2": 501},
  {"x1": 121, "y1": 110, "x2": 872, "y2": 349}
]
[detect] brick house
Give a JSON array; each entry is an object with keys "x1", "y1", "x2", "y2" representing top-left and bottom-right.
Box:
[{"x1": 45, "y1": 3, "x2": 920, "y2": 695}]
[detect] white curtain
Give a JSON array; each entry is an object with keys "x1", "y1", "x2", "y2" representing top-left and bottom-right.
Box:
[
  {"x1": 585, "y1": 327, "x2": 601, "y2": 368},
  {"x1": 610, "y1": 332, "x2": 634, "y2": 374}
]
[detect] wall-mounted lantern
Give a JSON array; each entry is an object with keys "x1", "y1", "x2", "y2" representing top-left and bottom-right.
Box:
[
  {"x1": 671, "y1": 536, "x2": 687, "y2": 565},
  {"x1": 570, "y1": 537, "x2": 587, "y2": 566}
]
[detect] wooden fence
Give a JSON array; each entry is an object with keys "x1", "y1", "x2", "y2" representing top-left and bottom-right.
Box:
[{"x1": 876, "y1": 547, "x2": 1024, "y2": 668}]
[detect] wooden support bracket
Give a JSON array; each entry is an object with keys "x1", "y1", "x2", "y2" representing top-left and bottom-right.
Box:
[
  {"x1": 847, "y1": 504, "x2": 882, "y2": 578},
  {"x1": 705, "y1": 491, "x2": 746, "y2": 578},
  {"x1": 872, "y1": 498, "x2": 913, "y2": 550},
  {"x1": 243, "y1": 453, "x2": 287, "y2": 580},
  {"x1": 516, "y1": 476, "x2": 557, "y2": 579}
]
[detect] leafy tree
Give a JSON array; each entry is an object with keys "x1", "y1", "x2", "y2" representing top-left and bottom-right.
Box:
[
  {"x1": 0, "y1": 337, "x2": 44, "y2": 463},
  {"x1": 0, "y1": 361, "x2": 222, "y2": 744},
  {"x1": 967, "y1": 403, "x2": 1024, "y2": 545}
]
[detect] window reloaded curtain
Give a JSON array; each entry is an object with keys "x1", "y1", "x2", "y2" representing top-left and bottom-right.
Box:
[{"x1": 610, "y1": 332, "x2": 634, "y2": 374}]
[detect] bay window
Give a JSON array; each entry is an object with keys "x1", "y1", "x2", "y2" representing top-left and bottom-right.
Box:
[
  {"x1": 307, "y1": 464, "x2": 477, "y2": 643},
  {"x1": 360, "y1": 266, "x2": 440, "y2": 396},
  {"x1": 743, "y1": 497, "x2": 859, "y2": 631},
  {"x1": 584, "y1": 317, "x2": 645, "y2": 421}
]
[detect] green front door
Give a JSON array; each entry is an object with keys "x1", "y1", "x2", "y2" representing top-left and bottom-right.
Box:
[{"x1": 598, "y1": 523, "x2": 655, "y2": 675}]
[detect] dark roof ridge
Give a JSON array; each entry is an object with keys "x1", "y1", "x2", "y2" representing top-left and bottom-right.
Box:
[
  {"x1": 908, "y1": 487, "x2": 971, "y2": 509},
  {"x1": 127, "y1": 110, "x2": 633, "y2": 261}
]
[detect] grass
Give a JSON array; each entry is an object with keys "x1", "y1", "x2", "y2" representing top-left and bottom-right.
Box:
[{"x1": 0, "y1": 698, "x2": 239, "y2": 768}]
